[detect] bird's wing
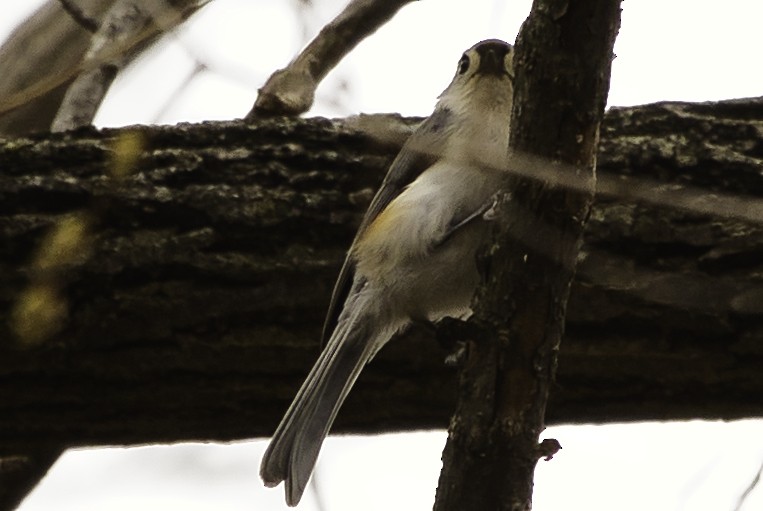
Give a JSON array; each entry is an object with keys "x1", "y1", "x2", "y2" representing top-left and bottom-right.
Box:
[{"x1": 320, "y1": 113, "x2": 449, "y2": 345}]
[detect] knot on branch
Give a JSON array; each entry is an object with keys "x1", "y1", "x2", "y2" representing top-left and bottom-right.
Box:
[
  {"x1": 536, "y1": 438, "x2": 562, "y2": 461},
  {"x1": 248, "y1": 68, "x2": 317, "y2": 118}
]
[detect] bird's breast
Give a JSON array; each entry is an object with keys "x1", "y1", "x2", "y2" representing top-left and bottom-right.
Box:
[{"x1": 354, "y1": 161, "x2": 502, "y2": 287}]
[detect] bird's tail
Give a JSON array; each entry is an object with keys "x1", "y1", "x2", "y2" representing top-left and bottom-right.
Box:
[{"x1": 260, "y1": 289, "x2": 397, "y2": 506}]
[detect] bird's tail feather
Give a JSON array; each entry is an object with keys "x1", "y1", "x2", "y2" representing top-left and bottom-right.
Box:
[{"x1": 260, "y1": 290, "x2": 394, "y2": 506}]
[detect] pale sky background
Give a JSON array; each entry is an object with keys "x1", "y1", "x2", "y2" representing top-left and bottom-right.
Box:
[{"x1": 3, "y1": 0, "x2": 763, "y2": 510}]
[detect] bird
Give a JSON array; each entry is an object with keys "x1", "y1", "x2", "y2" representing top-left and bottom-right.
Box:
[{"x1": 260, "y1": 38, "x2": 516, "y2": 506}]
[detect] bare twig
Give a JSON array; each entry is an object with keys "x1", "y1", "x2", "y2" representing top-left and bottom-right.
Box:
[
  {"x1": 50, "y1": 0, "x2": 206, "y2": 133},
  {"x1": 389, "y1": 125, "x2": 763, "y2": 225},
  {"x1": 51, "y1": 0, "x2": 154, "y2": 132},
  {"x1": 58, "y1": 0, "x2": 100, "y2": 33},
  {"x1": 0, "y1": 0, "x2": 206, "y2": 135},
  {"x1": 733, "y1": 460, "x2": 763, "y2": 511},
  {"x1": 246, "y1": 0, "x2": 415, "y2": 118}
]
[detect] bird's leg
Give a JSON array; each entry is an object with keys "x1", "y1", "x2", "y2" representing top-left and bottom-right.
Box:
[{"x1": 433, "y1": 191, "x2": 504, "y2": 248}]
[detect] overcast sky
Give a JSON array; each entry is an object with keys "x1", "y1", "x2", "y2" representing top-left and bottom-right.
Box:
[{"x1": 4, "y1": 1, "x2": 763, "y2": 510}]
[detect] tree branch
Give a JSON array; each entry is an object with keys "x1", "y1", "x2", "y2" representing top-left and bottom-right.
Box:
[
  {"x1": 0, "y1": 0, "x2": 205, "y2": 136},
  {"x1": 51, "y1": 0, "x2": 205, "y2": 132},
  {"x1": 58, "y1": 0, "x2": 100, "y2": 33},
  {"x1": 51, "y1": 0, "x2": 153, "y2": 132},
  {"x1": 434, "y1": 1, "x2": 622, "y2": 509},
  {"x1": 1, "y1": 101, "x2": 762, "y2": 457},
  {"x1": 247, "y1": 0, "x2": 415, "y2": 118}
]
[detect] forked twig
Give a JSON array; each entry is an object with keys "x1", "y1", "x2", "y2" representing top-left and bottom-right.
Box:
[{"x1": 51, "y1": 0, "x2": 206, "y2": 132}]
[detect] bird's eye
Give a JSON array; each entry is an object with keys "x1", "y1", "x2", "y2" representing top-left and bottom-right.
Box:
[{"x1": 457, "y1": 54, "x2": 470, "y2": 75}]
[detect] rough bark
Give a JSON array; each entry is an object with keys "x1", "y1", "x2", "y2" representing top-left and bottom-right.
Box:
[
  {"x1": 434, "y1": 1, "x2": 621, "y2": 509},
  {"x1": 0, "y1": 101, "x2": 762, "y2": 458}
]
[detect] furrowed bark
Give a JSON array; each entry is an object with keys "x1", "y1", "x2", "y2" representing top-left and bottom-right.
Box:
[
  {"x1": 1, "y1": 101, "x2": 762, "y2": 458},
  {"x1": 435, "y1": 1, "x2": 622, "y2": 509}
]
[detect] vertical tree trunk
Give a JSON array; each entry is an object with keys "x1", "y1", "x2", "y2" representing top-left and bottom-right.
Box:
[{"x1": 434, "y1": 1, "x2": 623, "y2": 509}]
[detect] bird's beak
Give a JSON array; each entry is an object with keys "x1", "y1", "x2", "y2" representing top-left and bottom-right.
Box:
[{"x1": 476, "y1": 42, "x2": 511, "y2": 77}]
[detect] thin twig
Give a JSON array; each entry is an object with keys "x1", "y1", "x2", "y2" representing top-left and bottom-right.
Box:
[
  {"x1": 51, "y1": 0, "x2": 152, "y2": 132},
  {"x1": 0, "y1": 1, "x2": 207, "y2": 123},
  {"x1": 247, "y1": 0, "x2": 415, "y2": 118},
  {"x1": 50, "y1": 0, "x2": 207, "y2": 133},
  {"x1": 393, "y1": 124, "x2": 763, "y2": 225},
  {"x1": 733, "y1": 460, "x2": 763, "y2": 511}
]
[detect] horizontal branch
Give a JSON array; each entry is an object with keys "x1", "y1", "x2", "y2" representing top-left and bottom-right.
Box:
[{"x1": 1, "y1": 100, "x2": 762, "y2": 454}]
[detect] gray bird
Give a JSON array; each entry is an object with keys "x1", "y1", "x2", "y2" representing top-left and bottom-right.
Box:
[{"x1": 260, "y1": 39, "x2": 516, "y2": 506}]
